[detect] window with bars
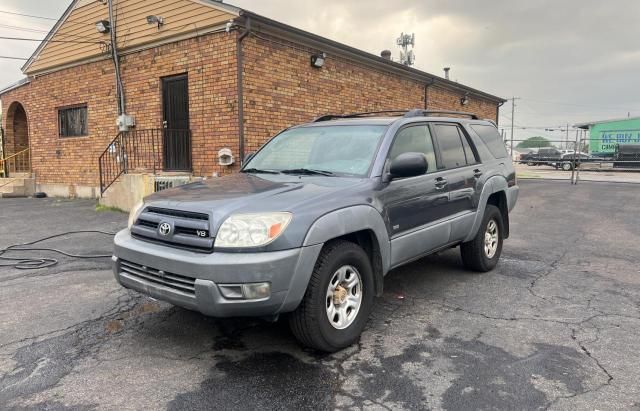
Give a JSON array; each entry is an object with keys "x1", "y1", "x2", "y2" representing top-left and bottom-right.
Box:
[{"x1": 58, "y1": 105, "x2": 88, "y2": 137}]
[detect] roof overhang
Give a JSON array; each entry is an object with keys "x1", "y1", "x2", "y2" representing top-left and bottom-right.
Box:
[
  {"x1": 0, "y1": 77, "x2": 31, "y2": 96},
  {"x1": 574, "y1": 116, "x2": 640, "y2": 129}
]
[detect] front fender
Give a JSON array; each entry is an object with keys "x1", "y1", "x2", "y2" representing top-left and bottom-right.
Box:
[
  {"x1": 303, "y1": 205, "x2": 391, "y2": 274},
  {"x1": 463, "y1": 176, "x2": 508, "y2": 242}
]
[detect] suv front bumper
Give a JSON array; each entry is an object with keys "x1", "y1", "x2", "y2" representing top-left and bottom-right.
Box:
[{"x1": 112, "y1": 230, "x2": 323, "y2": 317}]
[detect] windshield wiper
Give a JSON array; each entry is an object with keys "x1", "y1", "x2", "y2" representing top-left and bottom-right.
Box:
[
  {"x1": 241, "y1": 168, "x2": 281, "y2": 175},
  {"x1": 280, "y1": 168, "x2": 335, "y2": 176}
]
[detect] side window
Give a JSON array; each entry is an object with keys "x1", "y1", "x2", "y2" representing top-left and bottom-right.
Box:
[
  {"x1": 58, "y1": 105, "x2": 88, "y2": 137},
  {"x1": 470, "y1": 124, "x2": 508, "y2": 158},
  {"x1": 460, "y1": 131, "x2": 478, "y2": 165},
  {"x1": 433, "y1": 124, "x2": 467, "y2": 169},
  {"x1": 388, "y1": 125, "x2": 437, "y2": 173}
]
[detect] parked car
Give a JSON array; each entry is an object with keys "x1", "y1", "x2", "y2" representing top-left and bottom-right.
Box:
[
  {"x1": 521, "y1": 147, "x2": 563, "y2": 166},
  {"x1": 112, "y1": 109, "x2": 519, "y2": 352}
]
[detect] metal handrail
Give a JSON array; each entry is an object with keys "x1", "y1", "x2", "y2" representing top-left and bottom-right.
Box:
[
  {"x1": 0, "y1": 147, "x2": 30, "y2": 177},
  {"x1": 98, "y1": 129, "x2": 191, "y2": 195},
  {"x1": 0, "y1": 147, "x2": 30, "y2": 164}
]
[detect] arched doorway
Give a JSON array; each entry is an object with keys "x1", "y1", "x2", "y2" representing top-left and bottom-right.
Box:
[{"x1": 3, "y1": 102, "x2": 30, "y2": 174}]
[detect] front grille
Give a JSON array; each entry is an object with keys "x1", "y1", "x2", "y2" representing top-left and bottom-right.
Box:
[
  {"x1": 131, "y1": 207, "x2": 214, "y2": 253},
  {"x1": 120, "y1": 260, "x2": 196, "y2": 295}
]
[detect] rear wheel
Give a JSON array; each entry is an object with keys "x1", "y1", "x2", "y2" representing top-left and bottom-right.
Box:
[
  {"x1": 289, "y1": 240, "x2": 374, "y2": 352},
  {"x1": 460, "y1": 205, "x2": 504, "y2": 272},
  {"x1": 561, "y1": 162, "x2": 573, "y2": 171}
]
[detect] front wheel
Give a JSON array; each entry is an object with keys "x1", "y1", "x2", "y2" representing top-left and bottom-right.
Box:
[
  {"x1": 460, "y1": 205, "x2": 504, "y2": 272},
  {"x1": 561, "y1": 162, "x2": 574, "y2": 171},
  {"x1": 289, "y1": 240, "x2": 374, "y2": 352}
]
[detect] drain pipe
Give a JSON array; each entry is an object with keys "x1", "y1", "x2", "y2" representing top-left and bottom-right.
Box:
[
  {"x1": 237, "y1": 16, "x2": 251, "y2": 164},
  {"x1": 496, "y1": 101, "x2": 505, "y2": 124},
  {"x1": 424, "y1": 78, "x2": 435, "y2": 109},
  {"x1": 108, "y1": 0, "x2": 125, "y2": 116}
]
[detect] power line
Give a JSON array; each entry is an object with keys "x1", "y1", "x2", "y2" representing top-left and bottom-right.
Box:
[
  {"x1": 523, "y1": 98, "x2": 640, "y2": 112},
  {"x1": 0, "y1": 9, "x2": 57, "y2": 21},
  {"x1": 0, "y1": 23, "x2": 95, "y2": 42},
  {"x1": 0, "y1": 55, "x2": 28, "y2": 60},
  {"x1": 0, "y1": 35, "x2": 104, "y2": 45}
]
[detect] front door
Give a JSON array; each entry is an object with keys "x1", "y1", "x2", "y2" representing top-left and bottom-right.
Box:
[
  {"x1": 162, "y1": 74, "x2": 191, "y2": 171},
  {"x1": 380, "y1": 124, "x2": 451, "y2": 266}
]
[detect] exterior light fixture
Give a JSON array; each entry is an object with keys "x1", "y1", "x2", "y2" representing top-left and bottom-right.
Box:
[
  {"x1": 95, "y1": 20, "x2": 111, "y2": 34},
  {"x1": 146, "y1": 15, "x2": 165, "y2": 29},
  {"x1": 460, "y1": 94, "x2": 470, "y2": 106},
  {"x1": 310, "y1": 52, "x2": 326, "y2": 68}
]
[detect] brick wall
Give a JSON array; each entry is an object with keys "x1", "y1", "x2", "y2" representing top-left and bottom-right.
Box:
[
  {"x1": 1, "y1": 28, "x2": 499, "y2": 191},
  {"x1": 241, "y1": 33, "x2": 499, "y2": 155},
  {"x1": 1, "y1": 31, "x2": 238, "y2": 188}
]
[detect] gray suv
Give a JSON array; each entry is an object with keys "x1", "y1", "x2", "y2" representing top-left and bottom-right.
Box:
[{"x1": 113, "y1": 109, "x2": 519, "y2": 352}]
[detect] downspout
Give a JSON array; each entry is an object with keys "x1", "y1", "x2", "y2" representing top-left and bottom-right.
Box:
[
  {"x1": 496, "y1": 101, "x2": 505, "y2": 125},
  {"x1": 424, "y1": 78, "x2": 435, "y2": 109},
  {"x1": 108, "y1": 0, "x2": 125, "y2": 115},
  {"x1": 237, "y1": 16, "x2": 251, "y2": 163}
]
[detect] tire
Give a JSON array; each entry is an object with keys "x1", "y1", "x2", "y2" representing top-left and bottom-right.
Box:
[
  {"x1": 460, "y1": 205, "x2": 504, "y2": 272},
  {"x1": 526, "y1": 161, "x2": 534, "y2": 166},
  {"x1": 289, "y1": 240, "x2": 374, "y2": 352},
  {"x1": 561, "y1": 162, "x2": 573, "y2": 171}
]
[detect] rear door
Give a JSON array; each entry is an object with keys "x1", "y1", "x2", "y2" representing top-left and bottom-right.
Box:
[{"x1": 431, "y1": 123, "x2": 480, "y2": 242}]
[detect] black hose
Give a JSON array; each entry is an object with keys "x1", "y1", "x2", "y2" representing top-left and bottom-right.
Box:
[{"x1": 0, "y1": 230, "x2": 117, "y2": 270}]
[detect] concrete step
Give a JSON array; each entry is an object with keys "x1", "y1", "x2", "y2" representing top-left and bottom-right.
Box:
[
  {"x1": 0, "y1": 177, "x2": 35, "y2": 198},
  {"x1": 7, "y1": 172, "x2": 34, "y2": 178}
]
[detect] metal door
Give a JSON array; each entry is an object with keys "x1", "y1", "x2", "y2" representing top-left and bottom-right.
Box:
[{"x1": 162, "y1": 75, "x2": 191, "y2": 171}]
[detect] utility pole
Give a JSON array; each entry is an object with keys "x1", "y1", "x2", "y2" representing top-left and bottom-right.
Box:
[
  {"x1": 510, "y1": 97, "x2": 521, "y2": 158},
  {"x1": 566, "y1": 122, "x2": 569, "y2": 150}
]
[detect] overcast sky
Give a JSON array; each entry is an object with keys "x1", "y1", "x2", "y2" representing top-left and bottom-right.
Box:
[{"x1": 1, "y1": 0, "x2": 639, "y2": 140}]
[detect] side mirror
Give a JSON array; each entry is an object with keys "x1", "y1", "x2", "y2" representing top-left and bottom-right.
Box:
[
  {"x1": 243, "y1": 152, "x2": 256, "y2": 166},
  {"x1": 389, "y1": 152, "x2": 428, "y2": 179}
]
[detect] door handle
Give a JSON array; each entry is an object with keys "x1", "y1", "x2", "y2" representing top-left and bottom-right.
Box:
[
  {"x1": 473, "y1": 169, "x2": 483, "y2": 178},
  {"x1": 435, "y1": 177, "x2": 448, "y2": 189}
]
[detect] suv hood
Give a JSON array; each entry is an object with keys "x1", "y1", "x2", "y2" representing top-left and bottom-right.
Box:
[{"x1": 144, "y1": 172, "x2": 371, "y2": 217}]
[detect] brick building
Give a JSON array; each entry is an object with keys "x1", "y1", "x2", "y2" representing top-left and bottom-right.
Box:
[{"x1": 0, "y1": 0, "x2": 504, "y2": 202}]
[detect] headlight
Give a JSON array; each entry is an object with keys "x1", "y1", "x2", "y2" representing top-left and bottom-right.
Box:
[
  {"x1": 215, "y1": 212, "x2": 292, "y2": 248},
  {"x1": 128, "y1": 200, "x2": 145, "y2": 229}
]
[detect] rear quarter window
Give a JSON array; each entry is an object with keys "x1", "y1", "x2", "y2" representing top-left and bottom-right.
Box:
[{"x1": 469, "y1": 124, "x2": 509, "y2": 159}]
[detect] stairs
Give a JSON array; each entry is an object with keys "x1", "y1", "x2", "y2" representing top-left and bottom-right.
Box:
[{"x1": 0, "y1": 173, "x2": 36, "y2": 198}]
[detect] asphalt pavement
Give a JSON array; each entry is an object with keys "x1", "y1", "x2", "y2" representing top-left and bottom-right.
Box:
[{"x1": 1, "y1": 180, "x2": 639, "y2": 410}]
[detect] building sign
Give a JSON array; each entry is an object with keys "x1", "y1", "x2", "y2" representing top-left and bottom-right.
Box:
[{"x1": 593, "y1": 129, "x2": 640, "y2": 152}]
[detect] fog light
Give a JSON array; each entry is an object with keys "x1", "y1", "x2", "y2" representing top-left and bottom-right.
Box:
[{"x1": 242, "y1": 282, "x2": 270, "y2": 300}]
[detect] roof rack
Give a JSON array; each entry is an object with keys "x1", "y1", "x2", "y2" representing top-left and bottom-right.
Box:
[
  {"x1": 313, "y1": 109, "x2": 480, "y2": 122},
  {"x1": 403, "y1": 110, "x2": 479, "y2": 120},
  {"x1": 312, "y1": 110, "x2": 410, "y2": 122}
]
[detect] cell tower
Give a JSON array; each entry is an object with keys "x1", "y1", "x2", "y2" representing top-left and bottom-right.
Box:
[{"x1": 397, "y1": 32, "x2": 415, "y2": 66}]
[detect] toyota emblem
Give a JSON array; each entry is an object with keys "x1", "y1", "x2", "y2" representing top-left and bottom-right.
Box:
[{"x1": 158, "y1": 222, "x2": 172, "y2": 236}]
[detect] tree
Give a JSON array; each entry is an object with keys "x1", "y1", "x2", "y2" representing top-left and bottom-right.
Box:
[{"x1": 516, "y1": 136, "x2": 553, "y2": 149}]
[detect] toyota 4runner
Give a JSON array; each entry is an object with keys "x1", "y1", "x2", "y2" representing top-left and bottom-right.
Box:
[{"x1": 113, "y1": 109, "x2": 519, "y2": 352}]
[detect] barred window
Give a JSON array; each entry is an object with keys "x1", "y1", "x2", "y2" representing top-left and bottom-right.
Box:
[{"x1": 58, "y1": 105, "x2": 88, "y2": 137}]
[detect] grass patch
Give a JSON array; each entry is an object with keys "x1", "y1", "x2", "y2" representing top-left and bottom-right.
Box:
[{"x1": 95, "y1": 204, "x2": 126, "y2": 213}]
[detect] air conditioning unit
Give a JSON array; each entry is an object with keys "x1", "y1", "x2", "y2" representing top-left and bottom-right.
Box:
[{"x1": 154, "y1": 176, "x2": 191, "y2": 192}]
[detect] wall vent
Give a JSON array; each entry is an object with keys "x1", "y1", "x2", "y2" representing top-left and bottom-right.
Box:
[{"x1": 154, "y1": 176, "x2": 191, "y2": 192}]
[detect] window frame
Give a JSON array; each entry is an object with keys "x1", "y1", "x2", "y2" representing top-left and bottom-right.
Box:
[
  {"x1": 429, "y1": 122, "x2": 480, "y2": 170},
  {"x1": 385, "y1": 122, "x2": 441, "y2": 174},
  {"x1": 57, "y1": 104, "x2": 89, "y2": 138}
]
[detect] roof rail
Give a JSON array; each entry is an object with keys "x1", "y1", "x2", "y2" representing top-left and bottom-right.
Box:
[
  {"x1": 312, "y1": 110, "x2": 410, "y2": 122},
  {"x1": 403, "y1": 110, "x2": 479, "y2": 120}
]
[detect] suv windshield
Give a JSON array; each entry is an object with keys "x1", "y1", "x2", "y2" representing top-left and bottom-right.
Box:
[{"x1": 243, "y1": 125, "x2": 387, "y2": 177}]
